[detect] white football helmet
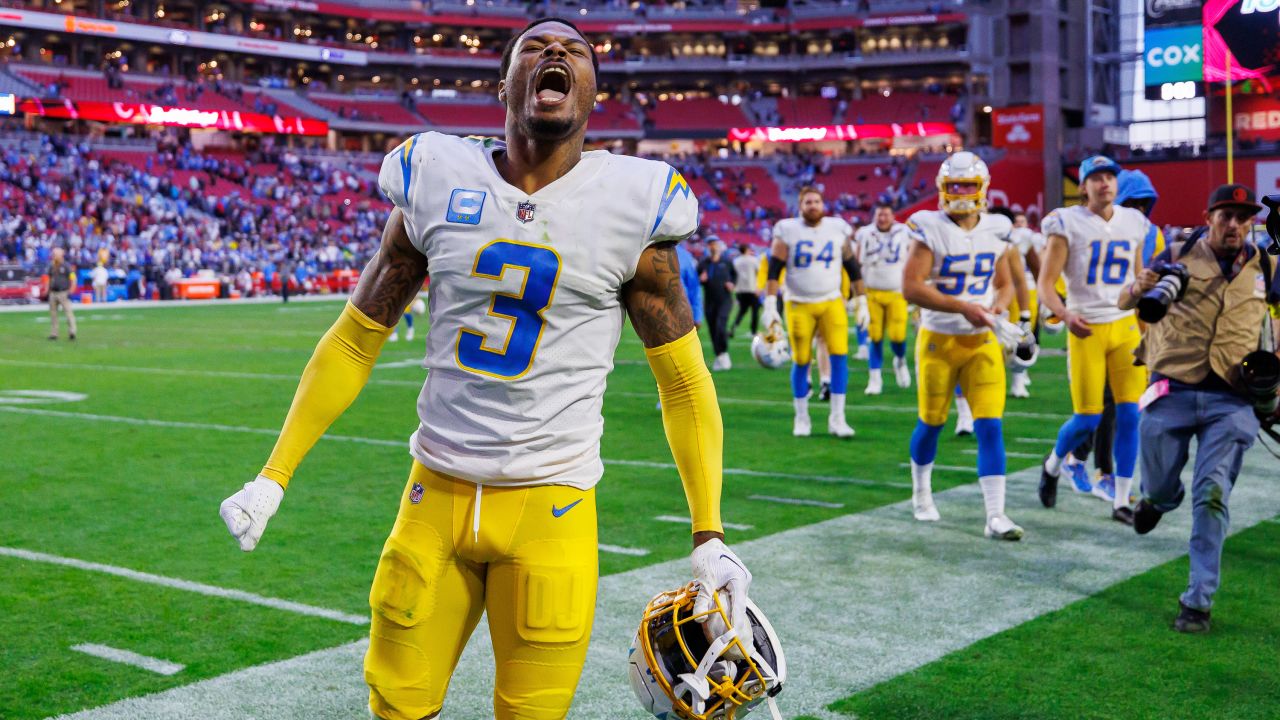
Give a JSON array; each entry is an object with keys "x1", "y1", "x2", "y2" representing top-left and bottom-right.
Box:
[
  {"x1": 629, "y1": 582, "x2": 786, "y2": 720},
  {"x1": 937, "y1": 151, "x2": 990, "y2": 216},
  {"x1": 750, "y1": 324, "x2": 790, "y2": 369}
]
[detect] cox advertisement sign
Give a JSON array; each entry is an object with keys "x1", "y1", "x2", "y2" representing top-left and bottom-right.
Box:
[{"x1": 1144, "y1": 25, "x2": 1204, "y2": 85}]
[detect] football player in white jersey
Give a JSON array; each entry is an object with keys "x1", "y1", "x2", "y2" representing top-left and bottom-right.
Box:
[
  {"x1": 903, "y1": 152, "x2": 1025, "y2": 540},
  {"x1": 218, "y1": 19, "x2": 756, "y2": 720},
  {"x1": 1007, "y1": 211, "x2": 1044, "y2": 397},
  {"x1": 761, "y1": 186, "x2": 869, "y2": 438},
  {"x1": 1037, "y1": 156, "x2": 1150, "y2": 525},
  {"x1": 855, "y1": 201, "x2": 913, "y2": 394}
]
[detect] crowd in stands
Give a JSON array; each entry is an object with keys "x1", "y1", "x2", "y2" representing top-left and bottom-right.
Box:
[{"x1": 0, "y1": 133, "x2": 387, "y2": 300}]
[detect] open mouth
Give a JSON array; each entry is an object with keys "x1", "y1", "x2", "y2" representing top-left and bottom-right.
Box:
[{"x1": 534, "y1": 63, "x2": 571, "y2": 105}]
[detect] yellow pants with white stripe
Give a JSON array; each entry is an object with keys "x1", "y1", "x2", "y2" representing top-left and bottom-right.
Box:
[
  {"x1": 866, "y1": 288, "x2": 908, "y2": 344},
  {"x1": 1066, "y1": 315, "x2": 1145, "y2": 414},
  {"x1": 916, "y1": 328, "x2": 1006, "y2": 425},
  {"x1": 366, "y1": 462, "x2": 597, "y2": 720},
  {"x1": 786, "y1": 298, "x2": 848, "y2": 365}
]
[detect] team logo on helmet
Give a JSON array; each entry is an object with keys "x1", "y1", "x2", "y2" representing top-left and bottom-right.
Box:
[
  {"x1": 936, "y1": 151, "x2": 991, "y2": 216},
  {"x1": 629, "y1": 582, "x2": 786, "y2": 720},
  {"x1": 750, "y1": 323, "x2": 790, "y2": 369}
]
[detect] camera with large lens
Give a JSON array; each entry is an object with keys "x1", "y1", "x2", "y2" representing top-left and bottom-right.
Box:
[
  {"x1": 1136, "y1": 261, "x2": 1191, "y2": 323},
  {"x1": 1240, "y1": 350, "x2": 1280, "y2": 421}
]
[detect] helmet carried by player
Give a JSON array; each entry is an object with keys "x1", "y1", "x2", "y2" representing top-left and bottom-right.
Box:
[
  {"x1": 750, "y1": 323, "x2": 790, "y2": 369},
  {"x1": 937, "y1": 151, "x2": 991, "y2": 216},
  {"x1": 629, "y1": 582, "x2": 786, "y2": 720}
]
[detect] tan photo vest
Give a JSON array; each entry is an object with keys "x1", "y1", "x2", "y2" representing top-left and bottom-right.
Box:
[{"x1": 1135, "y1": 238, "x2": 1273, "y2": 388}]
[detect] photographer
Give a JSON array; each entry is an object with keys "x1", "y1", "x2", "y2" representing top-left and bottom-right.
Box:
[{"x1": 1119, "y1": 184, "x2": 1280, "y2": 634}]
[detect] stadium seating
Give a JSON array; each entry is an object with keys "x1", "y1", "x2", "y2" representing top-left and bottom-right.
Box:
[
  {"x1": 307, "y1": 94, "x2": 428, "y2": 126},
  {"x1": 648, "y1": 98, "x2": 752, "y2": 132}
]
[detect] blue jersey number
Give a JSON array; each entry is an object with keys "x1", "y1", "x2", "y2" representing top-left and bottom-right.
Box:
[
  {"x1": 937, "y1": 252, "x2": 996, "y2": 296},
  {"x1": 1086, "y1": 239, "x2": 1131, "y2": 285},
  {"x1": 794, "y1": 240, "x2": 834, "y2": 269},
  {"x1": 456, "y1": 240, "x2": 561, "y2": 379}
]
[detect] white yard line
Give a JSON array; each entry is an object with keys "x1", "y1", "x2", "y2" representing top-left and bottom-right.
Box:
[
  {"x1": 0, "y1": 359, "x2": 423, "y2": 387},
  {"x1": 962, "y1": 449, "x2": 1044, "y2": 459},
  {"x1": 1, "y1": 406, "x2": 907, "y2": 489},
  {"x1": 54, "y1": 452, "x2": 1280, "y2": 720},
  {"x1": 1015, "y1": 437, "x2": 1057, "y2": 444},
  {"x1": 898, "y1": 462, "x2": 987, "y2": 473},
  {"x1": 0, "y1": 407, "x2": 405, "y2": 447},
  {"x1": 748, "y1": 494, "x2": 845, "y2": 509},
  {"x1": 655, "y1": 515, "x2": 754, "y2": 532},
  {"x1": 71, "y1": 644, "x2": 186, "y2": 676},
  {"x1": 598, "y1": 544, "x2": 650, "y2": 557},
  {"x1": 0, "y1": 547, "x2": 367, "y2": 625}
]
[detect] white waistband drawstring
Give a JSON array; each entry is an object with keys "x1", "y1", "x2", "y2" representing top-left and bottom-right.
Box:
[{"x1": 472, "y1": 482, "x2": 482, "y2": 544}]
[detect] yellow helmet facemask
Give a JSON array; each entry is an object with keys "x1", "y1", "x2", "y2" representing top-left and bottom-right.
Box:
[{"x1": 937, "y1": 151, "x2": 991, "y2": 216}]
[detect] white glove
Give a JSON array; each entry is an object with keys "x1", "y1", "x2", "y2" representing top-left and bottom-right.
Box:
[
  {"x1": 1017, "y1": 316, "x2": 1036, "y2": 354},
  {"x1": 691, "y1": 538, "x2": 753, "y2": 658},
  {"x1": 760, "y1": 295, "x2": 782, "y2": 335},
  {"x1": 850, "y1": 294, "x2": 870, "y2": 331},
  {"x1": 219, "y1": 475, "x2": 284, "y2": 552},
  {"x1": 992, "y1": 318, "x2": 1029, "y2": 352}
]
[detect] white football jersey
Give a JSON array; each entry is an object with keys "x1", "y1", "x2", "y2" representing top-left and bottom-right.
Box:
[
  {"x1": 772, "y1": 215, "x2": 853, "y2": 304},
  {"x1": 1041, "y1": 204, "x2": 1148, "y2": 324},
  {"x1": 855, "y1": 222, "x2": 910, "y2": 292},
  {"x1": 1009, "y1": 227, "x2": 1044, "y2": 283},
  {"x1": 907, "y1": 210, "x2": 1014, "y2": 336},
  {"x1": 378, "y1": 132, "x2": 697, "y2": 489}
]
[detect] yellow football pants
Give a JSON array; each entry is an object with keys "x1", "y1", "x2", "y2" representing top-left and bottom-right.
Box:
[
  {"x1": 786, "y1": 298, "x2": 848, "y2": 366},
  {"x1": 366, "y1": 462, "x2": 598, "y2": 720},
  {"x1": 866, "y1": 288, "x2": 908, "y2": 344},
  {"x1": 916, "y1": 328, "x2": 1006, "y2": 425},
  {"x1": 1008, "y1": 287, "x2": 1039, "y2": 329},
  {"x1": 1066, "y1": 315, "x2": 1144, "y2": 414}
]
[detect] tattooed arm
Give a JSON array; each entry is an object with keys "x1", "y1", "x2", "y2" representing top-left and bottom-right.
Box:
[
  {"x1": 623, "y1": 242, "x2": 724, "y2": 549},
  {"x1": 351, "y1": 208, "x2": 430, "y2": 326},
  {"x1": 623, "y1": 242, "x2": 697, "y2": 347}
]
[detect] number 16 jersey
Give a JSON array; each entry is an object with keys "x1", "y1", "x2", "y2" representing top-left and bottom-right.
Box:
[
  {"x1": 378, "y1": 132, "x2": 698, "y2": 489},
  {"x1": 1041, "y1": 204, "x2": 1148, "y2": 325}
]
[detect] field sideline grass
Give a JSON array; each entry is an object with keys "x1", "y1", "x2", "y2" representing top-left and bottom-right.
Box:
[{"x1": 4, "y1": 298, "x2": 1274, "y2": 719}]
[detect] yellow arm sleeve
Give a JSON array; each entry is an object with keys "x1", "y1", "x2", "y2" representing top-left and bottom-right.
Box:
[
  {"x1": 644, "y1": 330, "x2": 724, "y2": 534},
  {"x1": 260, "y1": 302, "x2": 393, "y2": 488}
]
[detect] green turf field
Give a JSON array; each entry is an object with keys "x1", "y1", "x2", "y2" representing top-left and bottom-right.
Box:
[{"x1": 1, "y1": 298, "x2": 1275, "y2": 719}]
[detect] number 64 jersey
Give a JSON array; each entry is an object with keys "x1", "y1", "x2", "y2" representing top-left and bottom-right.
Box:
[
  {"x1": 378, "y1": 132, "x2": 698, "y2": 489},
  {"x1": 907, "y1": 209, "x2": 1014, "y2": 336}
]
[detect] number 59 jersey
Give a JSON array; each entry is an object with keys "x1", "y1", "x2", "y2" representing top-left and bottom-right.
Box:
[
  {"x1": 772, "y1": 216, "x2": 854, "y2": 303},
  {"x1": 907, "y1": 210, "x2": 1013, "y2": 336},
  {"x1": 378, "y1": 132, "x2": 698, "y2": 489},
  {"x1": 1041, "y1": 204, "x2": 1148, "y2": 325}
]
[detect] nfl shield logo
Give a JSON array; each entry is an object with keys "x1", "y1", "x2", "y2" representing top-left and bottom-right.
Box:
[
  {"x1": 516, "y1": 201, "x2": 536, "y2": 223},
  {"x1": 409, "y1": 482, "x2": 424, "y2": 505}
]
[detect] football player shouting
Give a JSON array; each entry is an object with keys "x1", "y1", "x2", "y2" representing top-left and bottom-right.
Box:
[{"x1": 219, "y1": 18, "x2": 757, "y2": 720}]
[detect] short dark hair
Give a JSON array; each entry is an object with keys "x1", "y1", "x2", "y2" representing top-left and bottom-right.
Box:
[
  {"x1": 873, "y1": 200, "x2": 895, "y2": 212},
  {"x1": 500, "y1": 17, "x2": 598, "y2": 80}
]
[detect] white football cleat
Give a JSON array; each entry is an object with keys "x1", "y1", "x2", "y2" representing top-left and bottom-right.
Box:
[
  {"x1": 405, "y1": 327, "x2": 415, "y2": 342},
  {"x1": 893, "y1": 356, "x2": 911, "y2": 388},
  {"x1": 388, "y1": 332, "x2": 400, "y2": 342},
  {"x1": 713, "y1": 352, "x2": 731, "y2": 371},
  {"x1": 984, "y1": 514, "x2": 1024, "y2": 541},
  {"x1": 854, "y1": 344, "x2": 869, "y2": 361},
  {"x1": 793, "y1": 412, "x2": 811, "y2": 437},
  {"x1": 912, "y1": 497, "x2": 940, "y2": 522},
  {"x1": 1010, "y1": 372, "x2": 1030, "y2": 398},
  {"x1": 865, "y1": 373, "x2": 883, "y2": 396},
  {"x1": 828, "y1": 416, "x2": 855, "y2": 438}
]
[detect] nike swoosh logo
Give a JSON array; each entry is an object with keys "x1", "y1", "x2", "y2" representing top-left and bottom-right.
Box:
[{"x1": 551, "y1": 499, "x2": 583, "y2": 518}]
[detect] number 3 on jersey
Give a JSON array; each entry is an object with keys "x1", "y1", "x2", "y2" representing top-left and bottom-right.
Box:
[{"x1": 456, "y1": 240, "x2": 562, "y2": 379}]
